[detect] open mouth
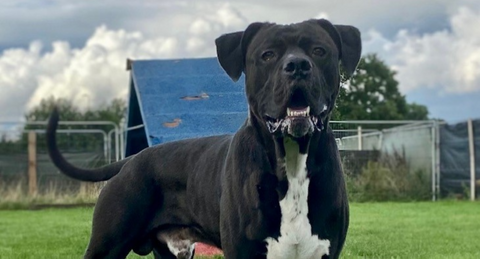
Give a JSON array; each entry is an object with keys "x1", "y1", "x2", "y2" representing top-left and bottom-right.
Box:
[
  {"x1": 265, "y1": 106, "x2": 322, "y2": 137},
  {"x1": 266, "y1": 108, "x2": 322, "y2": 138},
  {"x1": 265, "y1": 89, "x2": 325, "y2": 138}
]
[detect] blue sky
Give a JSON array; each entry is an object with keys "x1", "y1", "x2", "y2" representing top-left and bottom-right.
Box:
[{"x1": 1, "y1": 0, "x2": 480, "y2": 122}]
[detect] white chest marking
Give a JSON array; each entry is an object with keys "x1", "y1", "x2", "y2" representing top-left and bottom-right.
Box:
[{"x1": 265, "y1": 139, "x2": 330, "y2": 259}]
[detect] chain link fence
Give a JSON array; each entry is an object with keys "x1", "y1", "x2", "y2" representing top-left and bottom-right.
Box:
[
  {"x1": 5, "y1": 119, "x2": 477, "y2": 202},
  {"x1": 332, "y1": 120, "x2": 439, "y2": 201},
  {"x1": 0, "y1": 121, "x2": 121, "y2": 203}
]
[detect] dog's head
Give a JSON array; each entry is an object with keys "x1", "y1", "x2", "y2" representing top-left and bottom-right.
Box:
[{"x1": 216, "y1": 19, "x2": 361, "y2": 139}]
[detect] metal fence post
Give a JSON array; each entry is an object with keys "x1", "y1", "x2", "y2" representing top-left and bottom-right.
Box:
[
  {"x1": 436, "y1": 121, "x2": 441, "y2": 200},
  {"x1": 357, "y1": 126, "x2": 362, "y2": 151},
  {"x1": 435, "y1": 121, "x2": 441, "y2": 200},
  {"x1": 120, "y1": 127, "x2": 125, "y2": 159},
  {"x1": 467, "y1": 119, "x2": 475, "y2": 201},
  {"x1": 431, "y1": 122, "x2": 436, "y2": 201}
]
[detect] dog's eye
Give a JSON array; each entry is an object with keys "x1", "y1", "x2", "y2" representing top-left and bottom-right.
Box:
[
  {"x1": 261, "y1": 51, "x2": 276, "y2": 61},
  {"x1": 313, "y1": 47, "x2": 326, "y2": 57}
]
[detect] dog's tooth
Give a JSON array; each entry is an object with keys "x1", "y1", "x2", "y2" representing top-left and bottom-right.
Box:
[{"x1": 287, "y1": 107, "x2": 311, "y2": 117}]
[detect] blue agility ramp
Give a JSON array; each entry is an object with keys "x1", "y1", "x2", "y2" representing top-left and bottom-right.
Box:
[{"x1": 125, "y1": 58, "x2": 247, "y2": 157}]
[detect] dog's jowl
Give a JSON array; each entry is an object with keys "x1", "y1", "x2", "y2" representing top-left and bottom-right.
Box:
[{"x1": 47, "y1": 19, "x2": 361, "y2": 259}]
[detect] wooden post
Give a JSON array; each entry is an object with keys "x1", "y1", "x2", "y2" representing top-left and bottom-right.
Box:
[
  {"x1": 28, "y1": 131, "x2": 37, "y2": 196},
  {"x1": 468, "y1": 119, "x2": 475, "y2": 201}
]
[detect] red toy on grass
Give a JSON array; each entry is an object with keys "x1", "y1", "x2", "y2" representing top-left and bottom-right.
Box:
[{"x1": 195, "y1": 243, "x2": 223, "y2": 256}]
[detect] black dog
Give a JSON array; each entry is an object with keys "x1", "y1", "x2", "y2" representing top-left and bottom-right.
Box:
[{"x1": 47, "y1": 19, "x2": 361, "y2": 259}]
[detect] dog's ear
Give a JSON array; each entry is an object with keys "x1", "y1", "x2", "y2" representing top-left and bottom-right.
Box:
[
  {"x1": 316, "y1": 19, "x2": 362, "y2": 78},
  {"x1": 215, "y1": 22, "x2": 264, "y2": 82},
  {"x1": 334, "y1": 24, "x2": 362, "y2": 77}
]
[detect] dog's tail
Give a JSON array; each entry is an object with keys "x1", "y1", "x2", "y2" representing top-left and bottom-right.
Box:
[{"x1": 46, "y1": 107, "x2": 131, "y2": 182}]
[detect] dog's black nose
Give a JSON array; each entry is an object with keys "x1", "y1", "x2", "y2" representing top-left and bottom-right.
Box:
[{"x1": 283, "y1": 56, "x2": 312, "y2": 78}]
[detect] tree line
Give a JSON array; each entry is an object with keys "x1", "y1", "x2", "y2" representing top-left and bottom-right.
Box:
[
  {"x1": 332, "y1": 54, "x2": 428, "y2": 121},
  {"x1": 0, "y1": 98, "x2": 126, "y2": 155}
]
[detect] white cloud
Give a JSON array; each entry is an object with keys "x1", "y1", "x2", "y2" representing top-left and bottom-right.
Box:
[
  {"x1": 186, "y1": 3, "x2": 248, "y2": 56},
  {"x1": 0, "y1": 25, "x2": 181, "y2": 122},
  {"x1": 366, "y1": 6, "x2": 480, "y2": 94},
  {"x1": 314, "y1": 12, "x2": 329, "y2": 20},
  {"x1": 0, "y1": 28, "x2": 174, "y2": 121},
  {"x1": 0, "y1": 41, "x2": 45, "y2": 121},
  {"x1": 0, "y1": 3, "x2": 248, "y2": 121},
  {"x1": 2, "y1": 1, "x2": 480, "y2": 122}
]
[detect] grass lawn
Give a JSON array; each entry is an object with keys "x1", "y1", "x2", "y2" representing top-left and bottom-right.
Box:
[{"x1": 0, "y1": 202, "x2": 479, "y2": 259}]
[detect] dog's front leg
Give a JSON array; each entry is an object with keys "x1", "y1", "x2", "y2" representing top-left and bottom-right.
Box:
[
  {"x1": 221, "y1": 238, "x2": 266, "y2": 259},
  {"x1": 218, "y1": 128, "x2": 280, "y2": 258},
  {"x1": 219, "y1": 175, "x2": 271, "y2": 259},
  {"x1": 220, "y1": 174, "x2": 279, "y2": 259},
  {"x1": 219, "y1": 192, "x2": 259, "y2": 259},
  {"x1": 220, "y1": 222, "x2": 267, "y2": 259}
]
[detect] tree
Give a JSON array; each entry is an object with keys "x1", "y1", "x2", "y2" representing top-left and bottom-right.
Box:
[
  {"x1": 21, "y1": 97, "x2": 126, "y2": 156},
  {"x1": 333, "y1": 54, "x2": 428, "y2": 121},
  {"x1": 0, "y1": 134, "x2": 18, "y2": 154},
  {"x1": 25, "y1": 97, "x2": 126, "y2": 125}
]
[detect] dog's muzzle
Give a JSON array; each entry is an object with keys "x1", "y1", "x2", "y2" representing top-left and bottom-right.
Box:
[
  {"x1": 264, "y1": 55, "x2": 327, "y2": 138},
  {"x1": 265, "y1": 106, "x2": 324, "y2": 138}
]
